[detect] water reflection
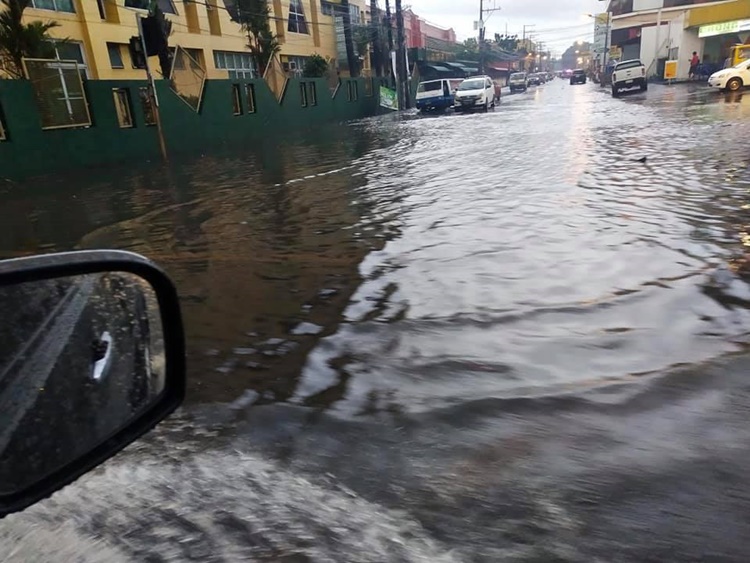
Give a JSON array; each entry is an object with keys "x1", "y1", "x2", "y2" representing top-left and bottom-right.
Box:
[
  {"x1": 1, "y1": 85, "x2": 749, "y2": 416},
  {"x1": 0, "y1": 127, "x2": 398, "y2": 405}
]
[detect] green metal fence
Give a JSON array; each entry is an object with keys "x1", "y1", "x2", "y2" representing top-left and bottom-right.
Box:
[{"x1": 0, "y1": 76, "x2": 381, "y2": 181}]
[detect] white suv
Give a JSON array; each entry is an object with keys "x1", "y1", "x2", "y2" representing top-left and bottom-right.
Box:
[{"x1": 454, "y1": 76, "x2": 495, "y2": 111}]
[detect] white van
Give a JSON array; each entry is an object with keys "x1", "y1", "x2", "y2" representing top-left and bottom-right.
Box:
[
  {"x1": 454, "y1": 76, "x2": 495, "y2": 111},
  {"x1": 415, "y1": 78, "x2": 464, "y2": 112}
]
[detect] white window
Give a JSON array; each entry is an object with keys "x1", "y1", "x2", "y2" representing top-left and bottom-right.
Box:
[
  {"x1": 30, "y1": 0, "x2": 75, "y2": 12},
  {"x1": 282, "y1": 56, "x2": 307, "y2": 76},
  {"x1": 23, "y1": 58, "x2": 91, "y2": 130},
  {"x1": 123, "y1": 0, "x2": 177, "y2": 14},
  {"x1": 288, "y1": 0, "x2": 309, "y2": 34},
  {"x1": 349, "y1": 4, "x2": 360, "y2": 24},
  {"x1": 52, "y1": 42, "x2": 89, "y2": 78},
  {"x1": 213, "y1": 50, "x2": 258, "y2": 79}
]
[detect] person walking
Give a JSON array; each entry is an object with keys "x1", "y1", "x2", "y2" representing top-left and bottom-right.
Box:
[{"x1": 689, "y1": 51, "x2": 700, "y2": 80}]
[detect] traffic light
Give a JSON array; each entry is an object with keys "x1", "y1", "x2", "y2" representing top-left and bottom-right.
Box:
[{"x1": 128, "y1": 37, "x2": 146, "y2": 69}]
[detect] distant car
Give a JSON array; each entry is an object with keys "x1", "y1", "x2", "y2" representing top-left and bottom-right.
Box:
[
  {"x1": 527, "y1": 74, "x2": 541, "y2": 86},
  {"x1": 454, "y1": 76, "x2": 495, "y2": 111},
  {"x1": 570, "y1": 69, "x2": 587, "y2": 85},
  {"x1": 611, "y1": 59, "x2": 647, "y2": 97},
  {"x1": 509, "y1": 72, "x2": 528, "y2": 93},
  {"x1": 708, "y1": 60, "x2": 750, "y2": 92}
]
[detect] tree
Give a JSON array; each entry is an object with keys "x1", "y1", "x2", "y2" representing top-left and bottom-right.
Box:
[
  {"x1": 353, "y1": 25, "x2": 371, "y2": 61},
  {"x1": 235, "y1": 0, "x2": 280, "y2": 77},
  {"x1": 302, "y1": 53, "x2": 328, "y2": 78},
  {"x1": 0, "y1": 0, "x2": 61, "y2": 79},
  {"x1": 494, "y1": 34, "x2": 520, "y2": 53},
  {"x1": 454, "y1": 38, "x2": 479, "y2": 62}
]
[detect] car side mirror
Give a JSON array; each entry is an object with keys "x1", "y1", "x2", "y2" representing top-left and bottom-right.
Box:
[{"x1": 0, "y1": 250, "x2": 185, "y2": 517}]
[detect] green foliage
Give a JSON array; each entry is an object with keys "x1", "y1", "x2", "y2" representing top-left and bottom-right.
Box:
[
  {"x1": 302, "y1": 53, "x2": 329, "y2": 78},
  {"x1": 235, "y1": 0, "x2": 280, "y2": 76},
  {"x1": 494, "y1": 34, "x2": 520, "y2": 53},
  {"x1": 455, "y1": 38, "x2": 479, "y2": 62},
  {"x1": 0, "y1": 0, "x2": 61, "y2": 79},
  {"x1": 353, "y1": 25, "x2": 371, "y2": 59}
]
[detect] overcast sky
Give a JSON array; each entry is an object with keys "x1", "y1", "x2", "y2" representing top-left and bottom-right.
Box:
[{"x1": 406, "y1": 0, "x2": 605, "y2": 55}]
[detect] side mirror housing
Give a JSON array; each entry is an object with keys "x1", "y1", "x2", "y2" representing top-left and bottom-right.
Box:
[{"x1": 0, "y1": 250, "x2": 185, "y2": 517}]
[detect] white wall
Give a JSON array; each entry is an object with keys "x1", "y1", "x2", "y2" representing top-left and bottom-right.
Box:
[
  {"x1": 639, "y1": 22, "x2": 670, "y2": 75},
  {"x1": 639, "y1": 14, "x2": 703, "y2": 80},
  {"x1": 679, "y1": 29, "x2": 703, "y2": 78},
  {"x1": 633, "y1": 0, "x2": 664, "y2": 11}
]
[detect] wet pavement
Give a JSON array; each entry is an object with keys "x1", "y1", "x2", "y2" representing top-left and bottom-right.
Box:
[{"x1": 2, "y1": 82, "x2": 750, "y2": 561}]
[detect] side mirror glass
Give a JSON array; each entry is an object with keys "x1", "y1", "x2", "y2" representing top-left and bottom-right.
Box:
[{"x1": 0, "y1": 251, "x2": 185, "y2": 517}]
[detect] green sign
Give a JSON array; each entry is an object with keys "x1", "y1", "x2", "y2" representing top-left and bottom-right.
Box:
[
  {"x1": 699, "y1": 19, "x2": 750, "y2": 38},
  {"x1": 379, "y1": 86, "x2": 398, "y2": 110}
]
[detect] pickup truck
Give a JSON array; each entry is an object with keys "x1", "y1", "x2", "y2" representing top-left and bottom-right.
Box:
[{"x1": 611, "y1": 59, "x2": 647, "y2": 97}]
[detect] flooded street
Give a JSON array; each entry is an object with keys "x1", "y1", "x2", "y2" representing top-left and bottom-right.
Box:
[{"x1": 3, "y1": 82, "x2": 750, "y2": 561}]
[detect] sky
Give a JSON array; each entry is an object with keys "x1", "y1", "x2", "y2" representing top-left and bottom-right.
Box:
[{"x1": 406, "y1": 0, "x2": 605, "y2": 56}]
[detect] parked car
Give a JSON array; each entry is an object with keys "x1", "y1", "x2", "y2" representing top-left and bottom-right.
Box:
[
  {"x1": 708, "y1": 60, "x2": 750, "y2": 92},
  {"x1": 611, "y1": 59, "x2": 647, "y2": 97},
  {"x1": 415, "y1": 78, "x2": 463, "y2": 112},
  {"x1": 570, "y1": 69, "x2": 587, "y2": 85},
  {"x1": 527, "y1": 74, "x2": 541, "y2": 86},
  {"x1": 454, "y1": 76, "x2": 496, "y2": 111},
  {"x1": 509, "y1": 72, "x2": 528, "y2": 93}
]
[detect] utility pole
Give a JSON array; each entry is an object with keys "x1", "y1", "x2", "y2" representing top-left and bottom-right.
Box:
[
  {"x1": 341, "y1": 0, "x2": 359, "y2": 77},
  {"x1": 601, "y1": 12, "x2": 610, "y2": 87},
  {"x1": 479, "y1": 0, "x2": 484, "y2": 74},
  {"x1": 395, "y1": 0, "x2": 408, "y2": 109},
  {"x1": 385, "y1": 0, "x2": 394, "y2": 83},
  {"x1": 522, "y1": 25, "x2": 535, "y2": 72},
  {"x1": 477, "y1": 1, "x2": 501, "y2": 75},
  {"x1": 136, "y1": 13, "x2": 168, "y2": 162},
  {"x1": 371, "y1": 0, "x2": 382, "y2": 77}
]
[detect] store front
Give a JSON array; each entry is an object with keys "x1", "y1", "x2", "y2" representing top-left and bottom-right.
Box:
[
  {"x1": 698, "y1": 18, "x2": 750, "y2": 68},
  {"x1": 611, "y1": 26, "x2": 642, "y2": 62}
]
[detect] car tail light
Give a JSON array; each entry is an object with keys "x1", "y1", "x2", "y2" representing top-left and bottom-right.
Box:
[
  {"x1": 642, "y1": 68, "x2": 645, "y2": 76},
  {"x1": 612, "y1": 73, "x2": 616, "y2": 82}
]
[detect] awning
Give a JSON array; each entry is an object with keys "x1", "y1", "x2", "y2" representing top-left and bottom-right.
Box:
[
  {"x1": 426, "y1": 64, "x2": 452, "y2": 73},
  {"x1": 490, "y1": 63, "x2": 513, "y2": 71},
  {"x1": 463, "y1": 67, "x2": 479, "y2": 74}
]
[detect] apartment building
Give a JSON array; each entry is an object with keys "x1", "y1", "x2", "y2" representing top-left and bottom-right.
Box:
[{"x1": 8, "y1": 0, "x2": 369, "y2": 80}]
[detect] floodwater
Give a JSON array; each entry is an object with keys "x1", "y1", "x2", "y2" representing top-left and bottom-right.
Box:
[{"x1": 3, "y1": 83, "x2": 750, "y2": 561}]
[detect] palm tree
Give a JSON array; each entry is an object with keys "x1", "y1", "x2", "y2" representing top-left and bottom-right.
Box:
[
  {"x1": 0, "y1": 0, "x2": 60, "y2": 79},
  {"x1": 235, "y1": 0, "x2": 280, "y2": 77}
]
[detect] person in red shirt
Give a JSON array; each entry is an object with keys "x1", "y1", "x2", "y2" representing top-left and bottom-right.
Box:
[{"x1": 689, "y1": 51, "x2": 701, "y2": 80}]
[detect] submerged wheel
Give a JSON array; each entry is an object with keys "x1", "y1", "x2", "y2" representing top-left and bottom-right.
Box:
[{"x1": 727, "y1": 77, "x2": 743, "y2": 92}]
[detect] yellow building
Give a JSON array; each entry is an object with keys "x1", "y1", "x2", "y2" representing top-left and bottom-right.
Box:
[{"x1": 9, "y1": 0, "x2": 369, "y2": 80}]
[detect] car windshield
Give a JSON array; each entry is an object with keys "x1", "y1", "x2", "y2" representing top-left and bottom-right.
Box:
[
  {"x1": 615, "y1": 60, "x2": 643, "y2": 70},
  {"x1": 458, "y1": 79, "x2": 485, "y2": 91},
  {"x1": 417, "y1": 81, "x2": 442, "y2": 93},
  {"x1": 9, "y1": 0, "x2": 750, "y2": 558}
]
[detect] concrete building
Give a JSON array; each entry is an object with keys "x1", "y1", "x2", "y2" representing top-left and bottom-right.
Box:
[
  {"x1": 3, "y1": 0, "x2": 371, "y2": 80},
  {"x1": 607, "y1": 0, "x2": 750, "y2": 80}
]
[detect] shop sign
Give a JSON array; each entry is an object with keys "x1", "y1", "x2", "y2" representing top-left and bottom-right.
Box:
[
  {"x1": 593, "y1": 13, "x2": 610, "y2": 55},
  {"x1": 698, "y1": 19, "x2": 750, "y2": 38},
  {"x1": 379, "y1": 86, "x2": 398, "y2": 110},
  {"x1": 664, "y1": 60, "x2": 678, "y2": 80}
]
